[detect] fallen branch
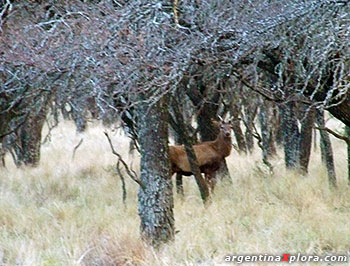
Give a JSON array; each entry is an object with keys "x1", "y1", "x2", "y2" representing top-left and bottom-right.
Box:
[{"x1": 104, "y1": 131, "x2": 145, "y2": 190}]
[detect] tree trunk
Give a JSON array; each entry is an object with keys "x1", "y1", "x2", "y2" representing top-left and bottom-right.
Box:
[
  {"x1": 173, "y1": 129, "x2": 184, "y2": 196},
  {"x1": 275, "y1": 118, "x2": 284, "y2": 147},
  {"x1": 175, "y1": 173, "x2": 184, "y2": 196},
  {"x1": 231, "y1": 104, "x2": 247, "y2": 154},
  {"x1": 138, "y1": 95, "x2": 174, "y2": 246},
  {"x1": 15, "y1": 104, "x2": 48, "y2": 167},
  {"x1": 259, "y1": 100, "x2": 277, "y2": 162},
  {"x1": 0, "y1": 144, "x2": 5, "y2": 167},
  {"x1": 346, "y1": 126, "x2": 350, "y2": 185},
  {"x1": 71, "y1": 102, "x2": 88, "y2": 133},
  {"x1": 299, "y1": 106, "x2": 315, "y2": 174},
  {"x1": 316, "y1": 110, "x2": 336, "y2": 187},
  {"x1": 279, "y1": 102, "x2": 300, "y2": 169},
  {"x1": 171, "y1": 122, "x2": 184, "y2": 196},
  {"x1": 0, "y1": 105, "x2": 18, "y2": 166}
]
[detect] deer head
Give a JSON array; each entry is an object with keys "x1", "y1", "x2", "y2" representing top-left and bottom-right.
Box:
[
  {"x1": 212, "y1": 116, "x2": 237, "y2": 138},
  {"x1": 220, "y1": 121, "x2": 233, "y2": 138}
]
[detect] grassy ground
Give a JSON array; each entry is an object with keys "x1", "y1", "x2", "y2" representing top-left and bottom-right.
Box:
[{"x1": 0, "y1": 120, "x2": 350, "y2": 265}]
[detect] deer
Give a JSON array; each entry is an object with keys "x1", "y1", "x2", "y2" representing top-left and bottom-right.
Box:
[{"x1": 169, "y1": 117, "x2": 234, "y2": 191}]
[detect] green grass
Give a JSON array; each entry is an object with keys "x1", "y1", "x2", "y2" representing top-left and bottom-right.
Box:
[{"x1": 0, "y1": 120, "x2": 350, "y2": 265}]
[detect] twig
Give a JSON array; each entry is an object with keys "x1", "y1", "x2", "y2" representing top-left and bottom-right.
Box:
[
  {"x1": 116, "y1": 161, "x2": 127, "y2": 205},
  {"x1": 104, "y1": 132, "x2": 145, "y2": 190},
  {"x1": 72, "y1": 138, "x2": 84, "y2": 161}
]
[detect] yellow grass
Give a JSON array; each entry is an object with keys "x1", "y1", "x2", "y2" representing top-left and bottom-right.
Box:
[{"x1": 1, "y1": 120, "x2": 350, "y2": 265}]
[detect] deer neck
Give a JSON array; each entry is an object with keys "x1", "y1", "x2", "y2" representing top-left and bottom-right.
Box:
[{"x1": 214, "y1": 133, "x2": 232, "y2": 157}]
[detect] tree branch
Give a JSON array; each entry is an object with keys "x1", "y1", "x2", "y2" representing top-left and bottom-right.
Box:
[
  {"x1": 104, "y1": 131, "x2": 145, "y2": 190},
  {"x1": 314, "y1": 126, "x2": 350, "y2": 144}
]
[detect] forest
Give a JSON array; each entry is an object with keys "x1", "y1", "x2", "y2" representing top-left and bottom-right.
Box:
[{"x1": 1, "y1": 0, "x2": 350, "y2": 265}]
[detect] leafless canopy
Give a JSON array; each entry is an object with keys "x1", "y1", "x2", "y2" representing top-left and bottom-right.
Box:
[{"x1": 1, "y1": 0, "x2": 350, "y2": 130}]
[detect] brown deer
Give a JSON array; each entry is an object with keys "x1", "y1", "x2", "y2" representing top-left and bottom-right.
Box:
[{"x1": 169, "y1": 117, "x2": 234, "y2": 191}]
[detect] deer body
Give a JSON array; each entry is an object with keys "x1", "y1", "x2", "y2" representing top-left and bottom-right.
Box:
[{"x1": 169, "y1": 120, "x2": 233, "y2": 190}]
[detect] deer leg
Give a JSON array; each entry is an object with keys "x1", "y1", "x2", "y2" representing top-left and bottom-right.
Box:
[
  {"x1": 205, "y1": 172, "x2": 215, "y2": 193},
  {"x1": 210, "y1": 172, "x2": 217, "y2": 192}
]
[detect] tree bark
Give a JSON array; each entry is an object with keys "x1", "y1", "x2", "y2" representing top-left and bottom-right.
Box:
[
  {"x1": 279, "y1": 102, "x2": 300, "y2": 169},
  {"x1": 316, "y1": 110, "x2": 336, "y2": 186},
  {"x1": 137, "y1": 95, "x2": 174, "y2": 246},
  {"x1": 299, "y1": 106, "x2": 315, "y2": 174},
  {"x1": 15, "y1": 103, "x2": 48, "y2": 167},
  {"x1": 259, "y1": 100, "x2": 277, "y2": 162}
]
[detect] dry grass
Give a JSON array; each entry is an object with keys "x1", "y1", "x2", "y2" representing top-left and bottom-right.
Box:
[{"x1": 1, "y1": 120, "x2": 350, "y2": 265}]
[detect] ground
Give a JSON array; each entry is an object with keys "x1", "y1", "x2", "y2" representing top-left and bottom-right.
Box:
[{"x1": 0, "y1": 120, "x2": 350, "y2": 265}]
